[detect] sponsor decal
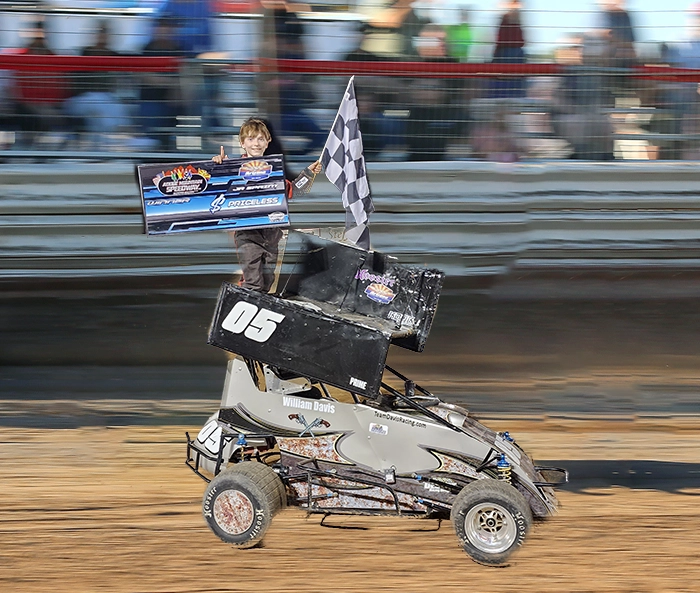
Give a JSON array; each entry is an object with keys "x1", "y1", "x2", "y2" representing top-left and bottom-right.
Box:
[
  {"x1": 202, "y1": 484, "x2": 217, "y2": 518},
  {"x1": 365, "y1": 282, "x2": 396, "y2": 304},
  {"x1": 288, "y1": 413, "x2": 332, "y2": 437},
  {"x1": 239, "y1": 159, "x2": 273, "y2": 182},
  {"x1": 226, "y1": 196, "x2": 281, "y2": 210},
  {"x1": 268, "y1": 211, "x2": 286, "y2": 223},
  {"x1": 245, "y1": 182, "x2": 280, "y2": 192},
  {"x1": 354, "y1": 269, "x2": 396, "y2": 287},
  {"x1": 423, "y1": 482, "x2": 448, "y2": 493},
  {"x1": 355, "y1": 269, "x2": 397, "y2": 304},
  {"x1": 369, "y1": 423, "x2": 388, "y2": 436},
  {"x1": 349, "y1": 376, "x2": 367, "y2": 390},
  {"x1": 283, "y1": 396, "x2": 336, "y2": 414},
  {"x1": 373, "y1": 410, "x2": 427, "y2": 429},
  {"x1": 387, "y1": 311, "x2": 416, "y2": 326},
  {"x1": 147, "y1": 197, "x2": 191, "y2": 207},
  {"x1": 210, "y1": 194, "x2": 226, "y2": 214},
  {"x1": 153, "y1": 165, "x2": 210, "y2": 196},
  {"x1": 295, "y1": 176, "x2": 309, "y2": 189}
]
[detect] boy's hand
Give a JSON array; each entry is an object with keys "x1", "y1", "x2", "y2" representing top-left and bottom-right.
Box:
[
  {"x1": 308, "y1": 160, "x2": 322, "y2": 175},
  {"x1": 212, "y1": 145, "x2": 227, "y2": 164}
]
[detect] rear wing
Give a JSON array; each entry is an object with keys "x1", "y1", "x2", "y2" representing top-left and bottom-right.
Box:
[
  {"x1": 207, "y1": 232, "x2": 444, "y2": 397},
  {"x1": 280, "y1": 232, "x2": 444, "y2": 353}
]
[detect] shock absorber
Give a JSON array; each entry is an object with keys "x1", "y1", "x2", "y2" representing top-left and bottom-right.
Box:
[{"x1": 497, "y1": 453, "x2": 512, "y2": 484}]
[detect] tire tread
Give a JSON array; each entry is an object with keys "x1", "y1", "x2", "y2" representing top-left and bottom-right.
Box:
[{"x1": 222, "y1": 461, "x2": 286, "y2": 513}]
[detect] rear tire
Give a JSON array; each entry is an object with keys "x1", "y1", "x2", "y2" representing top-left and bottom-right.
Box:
[
  {"x1": 451, "y1": 479, "x2": 533, "y2": 566},
  {"x1": 202, "y1": 461, "x2": 284, "y2": 548}
]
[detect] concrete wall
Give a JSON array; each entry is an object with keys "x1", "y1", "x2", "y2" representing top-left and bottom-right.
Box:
[{"x1": 2, "y1": 160, "x2": 700, "y2": 297}]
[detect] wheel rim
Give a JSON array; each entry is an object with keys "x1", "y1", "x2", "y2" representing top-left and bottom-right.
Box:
[
  {"x1": 213, "y1": 490, "x2": 255, "y2": 535},
  {"x1": 464, "y1": 502, "x2": 518, "y2": 554}
]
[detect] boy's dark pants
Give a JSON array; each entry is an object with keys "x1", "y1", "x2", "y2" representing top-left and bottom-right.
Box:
[{"x1": 234, "y1": 228, "x2": 283, "y2": 293}]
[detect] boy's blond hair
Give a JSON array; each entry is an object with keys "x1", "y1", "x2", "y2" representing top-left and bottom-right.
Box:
[{"x1": 238, "y1": 118, "x2": 271, "y2": 143}]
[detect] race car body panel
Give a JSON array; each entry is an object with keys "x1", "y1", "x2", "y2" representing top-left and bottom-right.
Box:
[{"x1": 188, "y1": 358, "x2": 560, "y2": 516}]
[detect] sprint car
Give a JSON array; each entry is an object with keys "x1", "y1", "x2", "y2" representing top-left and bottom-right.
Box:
[{"x1": 186, "y1": 231, "x2": 567, "y2": 566}]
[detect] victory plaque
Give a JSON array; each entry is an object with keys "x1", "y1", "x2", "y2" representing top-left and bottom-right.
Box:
[{"x1": 137, "y1": 154, "x2": 289, "y2": 235}]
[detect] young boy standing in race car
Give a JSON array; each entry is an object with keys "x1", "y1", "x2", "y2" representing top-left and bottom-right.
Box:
[{"x1": 213, "y1": 118, "x2": 322, "y2": 293}]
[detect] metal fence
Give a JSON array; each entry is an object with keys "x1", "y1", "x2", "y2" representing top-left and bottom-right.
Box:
[{"x1": 2, "y1": 2, "x2": 700, "y2": 162}]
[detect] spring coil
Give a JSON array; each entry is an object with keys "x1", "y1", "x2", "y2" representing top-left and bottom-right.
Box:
[{"x1": 497, "y1": 454, "x2": 512, "y2": 484}]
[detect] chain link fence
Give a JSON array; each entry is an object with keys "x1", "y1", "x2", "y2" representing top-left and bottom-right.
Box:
[{"x1": 2, "y1": 2, "x2": 700, "y2": 162}]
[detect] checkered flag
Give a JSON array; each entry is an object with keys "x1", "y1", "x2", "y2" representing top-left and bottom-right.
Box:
[{"x1": 321, "y1": 76, "x2": 374, "y2": 250}]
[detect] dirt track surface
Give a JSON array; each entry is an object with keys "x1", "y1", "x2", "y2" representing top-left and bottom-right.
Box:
[{"x1": 3, "y1": 420, "x2": 700, "y2": 593}]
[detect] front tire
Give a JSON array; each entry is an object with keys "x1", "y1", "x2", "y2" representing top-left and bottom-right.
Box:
[
  {"x1": 202, "y1": 462, "x2": 283, "y2": 548},
  {"x1": 226, "y1": 460, "x2": 288, "y2": 511},
  {"x1": 451, "y1": 479, "x2": 533, "y2": 566}
]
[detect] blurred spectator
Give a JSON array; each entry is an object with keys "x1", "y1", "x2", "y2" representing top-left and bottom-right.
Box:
[
  {"x1": 493, "y1": 0, "x2": 525, "y2": 63},
  {"x1": 679, "y1": 3, "x2": 700, "y2": 68},
  {"x1": 138, "y1": 17, "x2": 184, "y2": 150},
  {"x1": 261, "y1": 0, "x2": 325, "y2": 156},
  {"x1": 336, "y1": 58, "x2": 408, "y2": 158},
  {"x1": 470, "y1": 103, "x2": 521, "y2": 162},
  {"x1": 63, "y1": 21, "x2": 130, "y2": 147},
  {"x1": 550, "y1": 33, "x2": 614, "y2": 160},
  {"x1": 595, "y1": 0, "x2": 639, "y2": 102},
  {"x1": 159, "y1": 0, "x2": 218, "y2": 131},
  {"x1": 0, "y1": 66, "x2": 17, "y2": 148},
  {"x1": 406, "y1": 23, "x2": 467, "y2": 160},
  {"x1": 676, "y1": 4, "x2": 700, "y2": 111},
  {"x1": 414, "y1": 24, "x2": 449, "y2": 59},
  {"x1": 597, "y1": 0, "x2": 637, "y2": 69},
  {"x1": 680, "y1": 104, "x2": 700, "y2": 160},
  {"x1": 355, "y1": 0, "x2": 428, "y2": 59},
  {"x1": 489, "y1": 0, "x2": 526, "y2": 98},
  {"x1": 637, "y1": 42, "x2": 685, "y2": 160},
  {"x1": 344, "y1": 0, "x2": 430, "y2": 158},
  {"x1": 677, "y1": 3, "x2": 700, "y2": 159},
  {"x1": 160, "y1": 0, "x2": 213, "y2": 56},
  {"x1": 659, "y1": 40, "x2": 682, "y2": 67},
  {"x1": 446, "y1": 6, "x2": 473, "y2": 62},
  {"x1": 13, "y1": 18, "x2": 71, "y2": 147}
]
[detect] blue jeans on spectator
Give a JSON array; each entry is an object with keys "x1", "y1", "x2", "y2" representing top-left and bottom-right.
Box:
[{"x1": 489, "y1": 47, "x2": 526, "y2": 99}]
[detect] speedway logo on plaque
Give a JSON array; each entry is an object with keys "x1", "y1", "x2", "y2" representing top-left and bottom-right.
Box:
[{"x1": 137, "y1": 154, "x2": 289, "y2": 235}]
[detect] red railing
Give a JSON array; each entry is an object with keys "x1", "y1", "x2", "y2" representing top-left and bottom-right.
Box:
[
  {"x1": 2, "y1": 54, "x2": 700, "y2": 83},
  {"x1": 0, "y1": 53, "x2": 181, "y2": 72}
]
